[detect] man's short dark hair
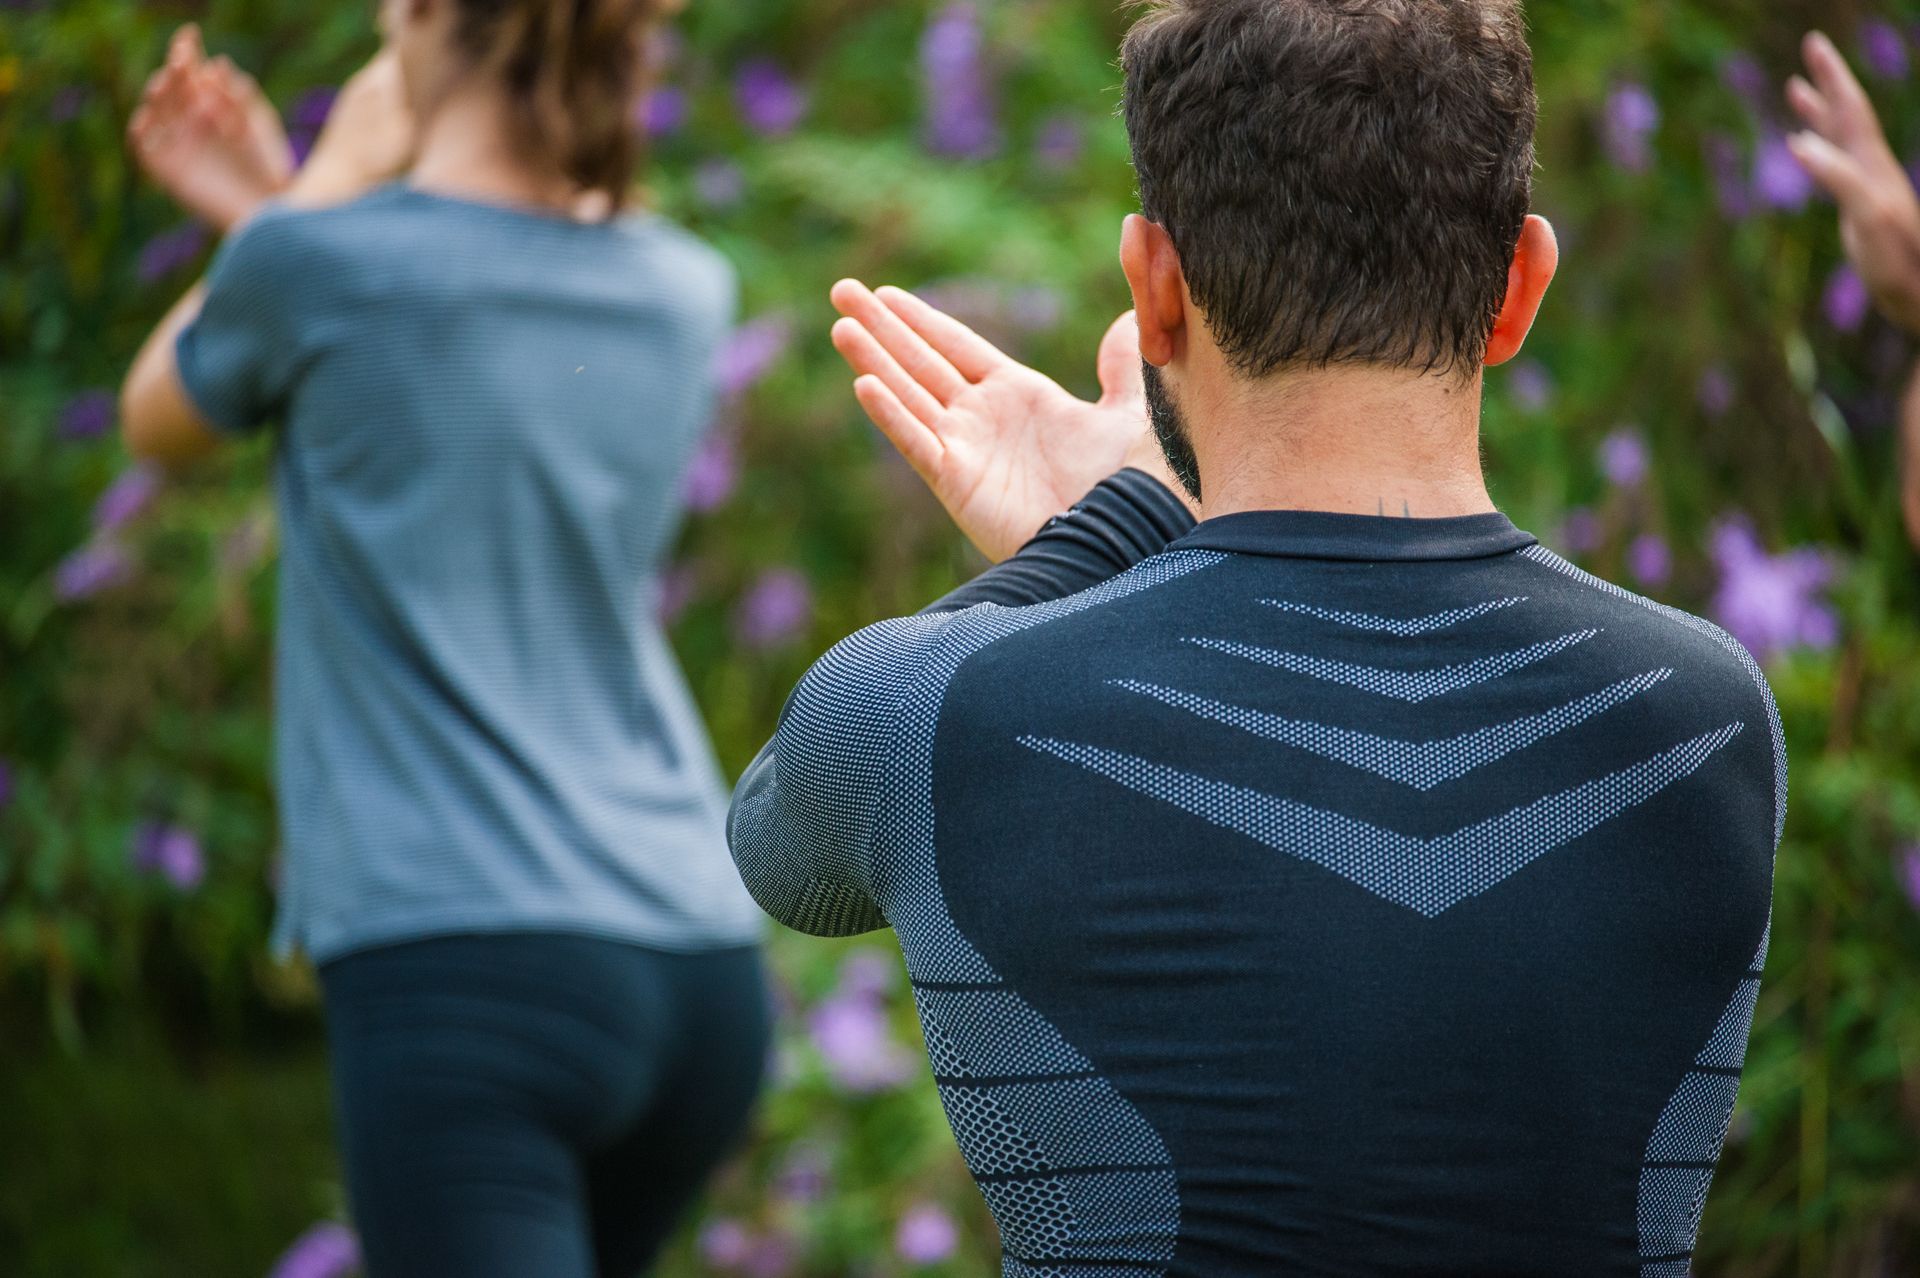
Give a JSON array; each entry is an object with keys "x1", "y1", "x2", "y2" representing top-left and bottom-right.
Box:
[{"x1": 1121, "y1": 0, "x2": 1537, "y2": 378}]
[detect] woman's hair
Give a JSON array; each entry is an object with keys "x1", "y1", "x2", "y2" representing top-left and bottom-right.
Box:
[{"x1": 452, "y1": 0, "x2": 664, "y2": 207}]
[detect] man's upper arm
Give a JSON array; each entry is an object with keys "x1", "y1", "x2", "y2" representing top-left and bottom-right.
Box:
[{"x1": 727, "y1": 612, "x2": 955, "y2": 936}]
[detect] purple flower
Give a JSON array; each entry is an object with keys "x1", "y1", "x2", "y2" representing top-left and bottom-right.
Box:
[
  {"x1": 641, "y1": 86, "x2": 687, "y2": 137},
  {"x1": 698, "y1": 1218, "x2": 754, "y2": 1269},
  {"x1": 836, "y1": 948, "x2": 898, "y2": 1000},
  {"x1": 137, "y1": 222, "x2": 209, "y2": 283},
  {"x1": 919, "y1": 279, "x2": 1064, "y2": 341},
  {"x1": 1598, "y1": 427, "x2": 1650, "y2": 489},
  {"x1": 921, "y1": 4, "x2": 1000, "y2": 159},
  {"x1": 289, "y1": 87, "x2": 337, "y2": 166},
  {"x1": 808, "y1": 991, "x2": 915, "y2": 1092},
  {"x1": 683, "y1": 434, "x2": 739, "y2": 512},
  {"x1": 735, "y1": 568, "x2": 813, "y2": 649},
  {"x1": 290, "y1": 87, "x2": 338, "y2": 132},
  {"x1": 1721, "y1": 51, "x2": 1770, "y2": 111},
  {"x1": 714, "y1": 315, "x2": 793, "y2": 397},
  {"x1": 1697, "y1": 364, "x2": 1737, "y2": 418},
  {"x1": 1709, "y1": 517, "x2": 1840, "y2": 662},
  {"x1": 1506, "y1": 359, "x2": 1554, "y2": 413},
  {"x1": 772, "y1": 1142, "x2": 833, "y2": 1206},
  {"x1": 1033, "y1": 113, "x2": 1084, "y2": 171},
  {"x1": 1824, "y1": 263, "x2": 1871, "y2": 331},
  {"x1": 132, "y1": 822, "x2": 206, "y2": 891},
  {"x1": 694, "y1": 158, "x2": 747, "y2": 208},
  {"x1": 1558, "y1": 507, "x2": 1601, "y2": 555},
  {"x1": 1862, "y1": 20, "x2": 1910, "y2": 81},
  {"x1": 92, "y1": 463, "x2": 161, "y2": 533},
  {"x1": 0, "y1": 760, "x2": 14, "y2": 811},
  {"x1": 1754, "y1": 133, "x2": 1816, "y2": 211},
  {"x1": 896, "y1": 1203, "x2": 961, "y2": 1265},
  {"x1": 744, "y1": 1232, "x2": 799, "y2": 1278},
  {"x1": 1602, "y1": 82, "x2": 1659, "y2": 173},
  {"x1": 53, "y1": 542, "x2": 133, "y2": 601},
  {"x1": 267, "y1": 1223, "x2": 360, "y2": 1278},
  {"x1": 1899, "y1": 845, "x2": 1920, "y2": 914},
  {"x1": 1703, "y1": 132, "x2": 1754, "y2": 219},
  {"x1": 656, "y1": 562, "x2": 700, "y2": 624},
  {"x1": 735, "y1": 60, "x2": 806, "y2": 136},
  {"x1": 50, "y1": 85, "x2": 89, "y2": 122},
  {"x1": 1627, "y1": 533, "x2": 1672, "y2": 588},
  {"x1": 58, "y1": 388, "x2": 115, "y2": 440}
]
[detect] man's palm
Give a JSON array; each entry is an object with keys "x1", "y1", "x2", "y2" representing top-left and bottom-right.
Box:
[{"x1": 829, "y1": 281, "x2": 1177, "y2": 562}]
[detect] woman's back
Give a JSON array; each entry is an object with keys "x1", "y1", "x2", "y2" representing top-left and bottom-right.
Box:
[{"x1": 179, "y1": 183, "x2": 761, "y2": 962}]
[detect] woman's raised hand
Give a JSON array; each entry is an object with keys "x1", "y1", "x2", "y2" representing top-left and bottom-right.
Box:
[
  {"x1": 128, "y1": 25, "x2": 294, "y2": 232},
  {"x1": 1789, "y1": 30, "x2": 1920, "y2": 333},
  {"x1": 285, "y1": 50, "x2": 418, "y2": 208},
  {"x1": 828, "y1": 280, "x2": 1186, "y2": 563}
]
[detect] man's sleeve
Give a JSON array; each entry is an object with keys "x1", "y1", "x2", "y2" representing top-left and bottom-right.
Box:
[
  {"x1": 923, "y1": 468, "x2": 1196, "y2": 613},
  {"x1": 726, "y1": 469, "x2": 1194, "y2": 936},
  {"x1": 727, "y1": 612, "x2": 954, "y2": 936},
  {"x1": 174, "y1": 208, "x2": 311, "y2": 434}
]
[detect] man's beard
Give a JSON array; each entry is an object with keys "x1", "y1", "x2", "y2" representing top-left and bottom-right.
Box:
[{"x1": 1141, "y1": 361, "x2": 1201, "y2": 502}]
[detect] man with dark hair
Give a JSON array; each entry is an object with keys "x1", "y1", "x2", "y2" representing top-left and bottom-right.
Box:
[{"x1": 730, "y1": 1, "x2": 1782, "y2": 1272}]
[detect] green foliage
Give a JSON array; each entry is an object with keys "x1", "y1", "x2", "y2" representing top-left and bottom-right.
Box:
[{"x1": 3, "y1": 0, "x2": 1920, "y2": 1273}]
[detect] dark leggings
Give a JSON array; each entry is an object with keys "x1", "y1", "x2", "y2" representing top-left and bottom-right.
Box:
[{"x1": 319, "y1": 933, "x2": 771, "y2": 1278}]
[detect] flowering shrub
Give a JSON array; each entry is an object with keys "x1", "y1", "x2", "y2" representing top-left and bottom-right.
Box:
[{"x1": 5, "y1": 0, "x2": 1920, "y2": 1274}]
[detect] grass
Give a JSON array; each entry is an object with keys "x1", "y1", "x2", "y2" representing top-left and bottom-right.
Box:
[{"x1": 0, "y1": 1012, "x2": 339, "y2": 1278}]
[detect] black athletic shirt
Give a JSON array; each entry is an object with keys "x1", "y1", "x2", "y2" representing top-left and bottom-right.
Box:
[{"x1": 729, "y1": 470, "x2": 1783, "y2": 1277}]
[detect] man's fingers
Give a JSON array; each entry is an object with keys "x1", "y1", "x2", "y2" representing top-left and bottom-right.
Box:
[
  {"x1": 1094, "y1": 311, "x2": 1146, "y2": 409},
  {"x1": 1788, "y1": 130, "x2": 1876, "y2": 208},
  {"x1": 874, "y1": 285, "x2": 1010, "y2": 383},
  {"x1": 830, "y1": 279, "x2": 970, "y2": 405},
  {"x1": 830, "y1": 316, "x2": 950, "y2": 428},
  {"x1": 851, "y1": 375, "x2": 945, "y2": 483}
]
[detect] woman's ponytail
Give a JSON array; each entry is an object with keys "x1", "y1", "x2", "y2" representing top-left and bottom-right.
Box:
[{"x1": 454, "y1": 0, "x2": 662, "y2": 208}]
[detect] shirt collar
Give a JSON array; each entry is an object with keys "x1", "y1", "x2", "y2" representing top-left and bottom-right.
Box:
[{"x1": 1166, "y1": 509, "x2": 1536, "y2": 562}]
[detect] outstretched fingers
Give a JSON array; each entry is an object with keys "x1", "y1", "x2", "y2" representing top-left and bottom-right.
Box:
[
  {"x1": 830, "y1": 315, "x2": 949, "y2": 428},
  {"x1": 875, "y1": 285, "x2": 1009, "y2": 383},
  {"x1": 830, "y1": 279, "x2": 969, "y2": 405},
  {"x1": 851, "y1": 374, "x2": 945, "y2": 483}
]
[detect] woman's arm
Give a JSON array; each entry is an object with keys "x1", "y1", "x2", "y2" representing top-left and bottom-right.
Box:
[
  {"x1": 122, "y1": 283, "x2": 221, "y2": 466},
  {"x1": 120, "y1": 47, "x2": 416, "y2": 468}
]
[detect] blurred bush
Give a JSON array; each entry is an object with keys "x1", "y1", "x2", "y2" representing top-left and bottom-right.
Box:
[{"x1": 3, "y1": 0, "x2": 1920, "y2": 1274}]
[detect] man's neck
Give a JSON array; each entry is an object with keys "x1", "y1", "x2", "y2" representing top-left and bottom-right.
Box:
[
  {"x1": 409, "y1": 86, "x2": 581, "y2": 216},
  {"x1": 1189, "y1": 359, "x2": 1495, "y2": 521}
]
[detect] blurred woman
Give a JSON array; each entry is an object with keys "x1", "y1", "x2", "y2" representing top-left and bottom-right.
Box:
[{"x1": 120, "y1": 4, "x2": 768, "y2": 1274}]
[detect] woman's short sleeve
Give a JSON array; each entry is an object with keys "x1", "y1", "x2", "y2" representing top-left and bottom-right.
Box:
[{"x1": 174, "y1": 209, "x2": 310, "y2": 434}]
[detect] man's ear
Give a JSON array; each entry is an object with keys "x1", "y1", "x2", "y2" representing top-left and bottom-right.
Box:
[
  {"x1": 1485, "y1": 214, "x2": 1558, "y2": 367},
  {"x1": 1120, "y1": 214, "x2": 1188, "y2": 368}
]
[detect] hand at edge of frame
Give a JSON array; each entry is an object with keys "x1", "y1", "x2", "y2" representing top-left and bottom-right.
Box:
[
  {"x1": 1789, "y1": 30, "x2": 1920, "y2": 334},
  {"x1": 827, "y1": 279, "x2": 1194, "y2": 563},
  {"x1": 128, "y1": 25, "x2": 294, "y2": 233}
]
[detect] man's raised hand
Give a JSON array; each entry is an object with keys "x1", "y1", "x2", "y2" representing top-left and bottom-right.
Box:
[
  {"x1": 828, "y1": 280, "x2": 1184, "y2": 563},
  {"x1": 1789, "y1": 30, "x2": 1920, "y2": 332}
]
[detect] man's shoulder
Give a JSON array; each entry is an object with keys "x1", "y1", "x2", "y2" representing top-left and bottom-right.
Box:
[{"x1": 1511, "y1": 543, "x2": 1775, "y2": 691}]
